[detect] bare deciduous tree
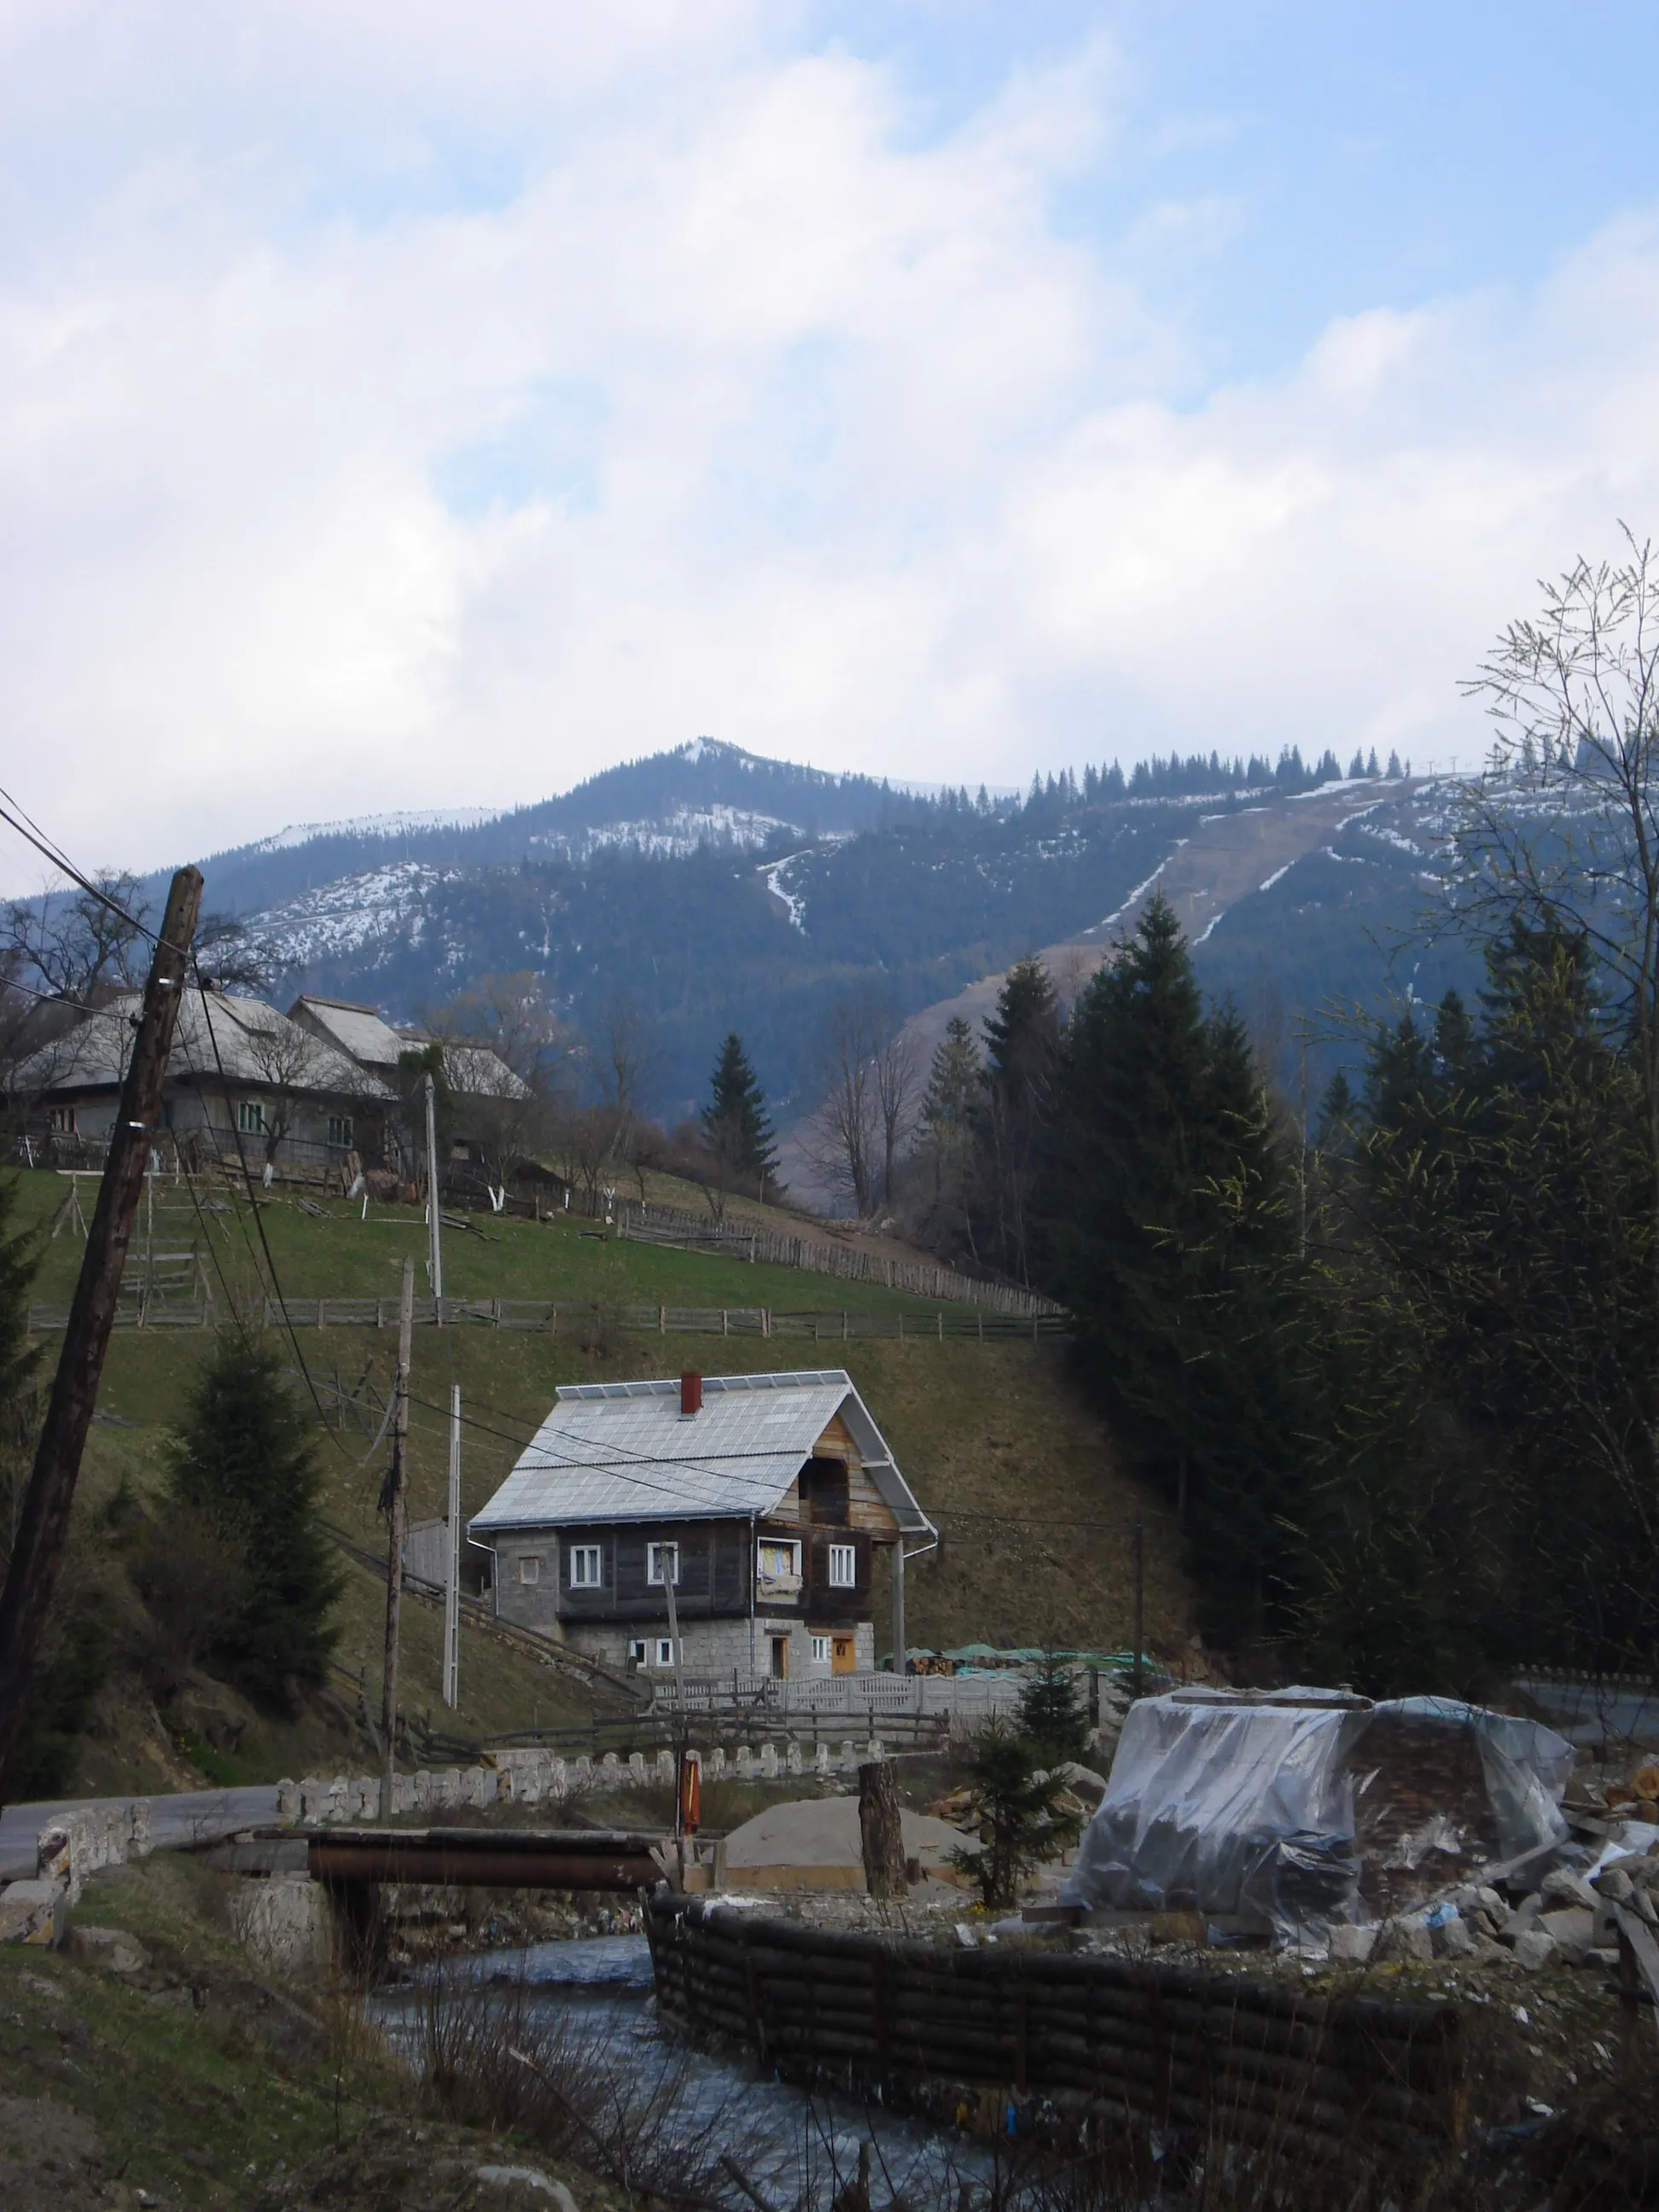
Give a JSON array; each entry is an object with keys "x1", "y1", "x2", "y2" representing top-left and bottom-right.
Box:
[
  {"x1": 4, "y1": 872, "x2": 149, "y2": 1002},
  {"x1": 806, "y1": 996, "x2": 888, "y2": 1215},
  {"x1": 1452, "y1": 527, "x2": 1659, "y2": 1301},
  {"x1": 871, "y1": 1022, "x2": 920, "y2": 1210}
]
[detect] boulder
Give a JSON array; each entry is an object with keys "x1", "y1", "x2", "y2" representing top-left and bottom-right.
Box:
[
  {"x1": 1375, "y1": 1917, "x2": 1434, "y2": 1964},
  {"x1": 1537, "y1": 1906, "x2": 1596, "y2": 1963},
  {"x1": 1329, "y1": 1924, "x2": 1377, "y2": 1965},
  {"x1": 66, "y1": 1924, "x2": 148, "y2": 1973},
  {"x1": 1540, "y1": 1868, "x2": 1598, "y2": 1912},
  {"x1": 1592, "y1": 1865, "x2": 1635, "y2": 1904},
  {"x1": 1435, "y1": 1916, "x2": 1476, "y2": 1960},
  {"x1": 0, "y1": 1878, "x2": 63, "y2": 1945},
  {"x1": 1513, "y1": 1930, "x2": 1557, "y2": 1972}
]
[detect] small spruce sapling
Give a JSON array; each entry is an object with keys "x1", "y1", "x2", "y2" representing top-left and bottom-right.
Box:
[
  {"x1": 1016, "y1": 1650, "x2": 1091, "y2": 1769},
  {"x1": 949, "y1": 1719, "x2": 1082, "y2": 1911}
]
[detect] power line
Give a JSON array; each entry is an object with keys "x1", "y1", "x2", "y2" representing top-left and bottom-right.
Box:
[{"x1": 0, "y1": 787, "x2": 161, "y2": 946}]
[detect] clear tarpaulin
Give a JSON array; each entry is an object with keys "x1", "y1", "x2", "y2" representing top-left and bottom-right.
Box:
[{"x1": 1061, "y1": 1688, "x2": 1573, "y2": 1936}]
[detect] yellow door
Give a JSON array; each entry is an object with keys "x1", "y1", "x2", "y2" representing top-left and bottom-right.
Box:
[{"x1": 831, "y1": 1634, "x2": 856, "y2": 1675}]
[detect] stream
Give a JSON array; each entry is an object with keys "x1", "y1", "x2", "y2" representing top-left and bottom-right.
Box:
[{"x1": 373, "y1": 1933, "x2": 1012, "y2": 2210}]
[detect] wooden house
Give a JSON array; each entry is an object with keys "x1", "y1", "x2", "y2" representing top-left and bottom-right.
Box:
[{"x1": 469, "y1": 1369, "x2": 936, "y2": 1679}]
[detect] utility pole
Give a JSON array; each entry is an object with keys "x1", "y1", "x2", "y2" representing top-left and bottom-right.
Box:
[
  {"x1": 380, "y1": 1255, "x2": 415, "y2": 1820},
  {"x1": 424, "y1": 1072, "x2": 443, "y2": 1302},
  {"x1": 0, "y1": 865, "x2": 202, "y2": 1802},
  {"x1": 442, "y1": 1382, "x2": 461, "y2": 1710}
]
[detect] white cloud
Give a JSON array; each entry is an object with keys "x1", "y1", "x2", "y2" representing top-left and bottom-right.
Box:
[{"x1": 1, "y1": 5, "x2": 1658, "y2": 881}]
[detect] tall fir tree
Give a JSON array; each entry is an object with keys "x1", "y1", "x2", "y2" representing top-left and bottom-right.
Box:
[
  {"x1": 166, "y1": 1336, "x2": 340, "y2": 1712},
  {"x1": 976, "y1": 956, "x2": 1062, "y2": 1284},
  {"x1": 1044, "y1": 897, "x2": 1309, "y2": 1645},
  {"x1": 701, "y1": 1032, "x2": 778, "y2": 1185}
]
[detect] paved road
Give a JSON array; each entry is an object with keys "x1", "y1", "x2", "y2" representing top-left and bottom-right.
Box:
[
  {"x1": 1515, "y1": 1678, "x2": 1659, "y2": 1751},
  {"x1": 0, "y1": 1784, "x2": 280, "y2": 1882}
]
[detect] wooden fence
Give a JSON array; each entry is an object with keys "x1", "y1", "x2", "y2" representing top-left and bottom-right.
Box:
[
  {"x1": 612, "y1": 1203, "x2": 1062, "y2": 1318},
  {"x1": 26, "y1": 1294, "x2": 1068, "y2": 1342},
  {"x1": 647, "y1": 1895, "x2": 1468, "y2": 2161}
]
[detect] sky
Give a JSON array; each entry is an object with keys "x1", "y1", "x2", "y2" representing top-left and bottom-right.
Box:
[{"x1": 4, "y1": 0, "x2": 1659, "y2": 882}]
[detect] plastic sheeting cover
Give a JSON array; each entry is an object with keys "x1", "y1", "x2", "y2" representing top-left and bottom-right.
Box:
[{"x1": 1061, "y1": 1689, "x2": 1573, "y2": 1933}]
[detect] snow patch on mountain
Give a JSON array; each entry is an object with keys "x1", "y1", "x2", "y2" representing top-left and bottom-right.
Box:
[
  {"x1": 529, "y1": 802, "x2": 801, "y2": 864},
  {"x1": 246, "y1": 861, "x2": 452, "y2": 967},
  {"x1": 761, "y1": 851, "x2": 813, "y2": 932},
  {"x1": 250, "y1": 808, "x2": 499, "y2": 853}
]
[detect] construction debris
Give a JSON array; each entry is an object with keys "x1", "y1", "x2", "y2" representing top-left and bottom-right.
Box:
[{"x1": 1062, "y1": 1686, "x2": 1585, "y2": 1947}]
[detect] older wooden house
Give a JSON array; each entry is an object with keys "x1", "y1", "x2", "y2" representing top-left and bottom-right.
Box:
[{"x1": 469, "y1": 1369, "x2": 935, "y2": 1679}]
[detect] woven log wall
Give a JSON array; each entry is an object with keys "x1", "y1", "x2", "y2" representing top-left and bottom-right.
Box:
[{"x1": 645, "y1": 1895, "x2": 1467, "y2": 2156}]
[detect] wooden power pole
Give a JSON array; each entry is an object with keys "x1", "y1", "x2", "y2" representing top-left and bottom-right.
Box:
[
  {"x1": 0, "y1": 865, "x2": 202, "y2": 1803},
  {"x1": 380, "y1": 1254, "x2": 415, "y2": 1820}
]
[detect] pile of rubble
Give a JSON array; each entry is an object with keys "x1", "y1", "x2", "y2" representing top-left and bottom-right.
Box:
[{"x1": 1329, "y1": 1843, "x2": 1659, "y2": 1974}]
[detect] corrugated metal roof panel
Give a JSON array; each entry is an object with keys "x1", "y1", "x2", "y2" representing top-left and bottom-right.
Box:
[{"x1": 469, "y1": 1370, "x2": 933, "y2": 1536}]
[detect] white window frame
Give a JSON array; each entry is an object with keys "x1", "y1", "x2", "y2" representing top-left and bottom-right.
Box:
[
  {"x1": 518, "y1": 1554, "x2": 541, "y2": 1585},
  {"x1": 655, "y1": 1637, "x2": 678, "y2": 1668},
  {"x1": 237, "y1": 1099, "x2": 265, "y2": 1135},
  {"x1": 827, "y1": 1543, "x2": 857, "y2": 1589},
  {"x1": 647, "y1": 1541, "x2": 680, "y2": 1586},
  {"x1": 810, "y1": 1633, "x2": 832, "y2": 1666},
  {"x1": 568, "y1": 1544, "x2": 602, "y2": 1589},
  {"x1": 628, "y1": 1638, "x2": 649, "y2": 1666}
]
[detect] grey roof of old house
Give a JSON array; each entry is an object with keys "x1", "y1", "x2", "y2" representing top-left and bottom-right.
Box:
[
  {"x1": 289, "y1": 998, "x2": 529, "y2": 1100},
  {"x1": 14, "y1": 989, "x2": 387, "y2": 1098},
  {"x1": 289, "y1": 996, "x2": 406, "y2": 1071},
  {"x1": 469, "y1": 1370, "x2": 934, "y2": 1537}
]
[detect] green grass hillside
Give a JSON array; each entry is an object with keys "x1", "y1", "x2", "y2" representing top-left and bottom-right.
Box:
[
  {"x1": 11, "y1": 1169, "x2": 1192, "y2": 1794},
  {"x1": 15, "y1": 1166, "x2": 981, "y2": 1318}
]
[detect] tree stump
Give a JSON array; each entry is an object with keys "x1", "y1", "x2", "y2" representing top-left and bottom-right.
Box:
[{"x1": 859, "y1": 1758, "x2": 907, "y2": 1900}]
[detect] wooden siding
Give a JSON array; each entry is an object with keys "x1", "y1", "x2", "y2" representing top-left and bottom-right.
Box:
[{"x1": 512, "y1": 1520, "x2": 755, "y2": 1625}]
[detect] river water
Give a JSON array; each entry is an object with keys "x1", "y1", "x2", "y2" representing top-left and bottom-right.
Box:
[{"x1": 374, "y1": 1933, "x2": 1012, "y2": 2211}]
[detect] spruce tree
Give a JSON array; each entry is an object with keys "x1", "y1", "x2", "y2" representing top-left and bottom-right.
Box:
[
  {"x1": 701, "y1": 1033, "x2": 778, "y2": 1185},
  {"x1": 976, "y1": 956, "x2": 1062, "y2": 1282},
  {"x1": 1017, "y1": 1651, "x2": 1091, "y2": 1767},
  {"x1": 166, "y1": 1336, "x2": 340, "y2": 1713},
  {"x1": 1044, "y1": 897, "x2": 1309, "y2": 1645}
]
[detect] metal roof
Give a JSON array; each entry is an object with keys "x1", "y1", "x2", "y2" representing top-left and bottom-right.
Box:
[
  {"x1": 290, "y1": 996, "x2": 407, "y2": 1070},
  {"x1": 469, "y1": 1370, "x2": 934, "y2": 1536},
  {"x1": 14, "y1": 989, "x2": 387, "y2": 1098}
]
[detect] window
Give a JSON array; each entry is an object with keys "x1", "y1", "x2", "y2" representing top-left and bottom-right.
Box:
[
  {"x1": 628, "y1": 1639, "x2": 648, "y2": 1666},
  {"x1": 811, "y1": 1634, "x2": 832, "y2": 1666},
  {"x1": 237, "y1": 1100, "x2": 265, "y2": 1135},
  {"x1": 827, "y1": 1544, "x2": 857, "y2": 1589},
  {"x1": 568, "y1": 1544, "x2": 602, "y2": 1589},
  {"x1": 518, "y1": 1555, "x2": 541, "y2": 1585},
  {"x1": 757, "y1": 1539, "x2": 800, "y2": 1580},
  {"x1": 629, "y1": 1637, "x2": 678, "y2": 1668},
  {"x1": 47, "y1": 1105, "x2": 76, "y2": 1134},
  {"x1": 647, "y1": 1541, "x2": 679, "y2": 1586},
  {"x1": 327, "y1": 1113, "x2": 354, "y2": 1148},
  {"x1": 655, "y1": 1637, "x2": 678, "y2": 1668}
]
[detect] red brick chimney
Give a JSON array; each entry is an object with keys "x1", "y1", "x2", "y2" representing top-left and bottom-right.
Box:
[{"x1": 680, "y1": 1370, "x2": 702, "y2": 1417}]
